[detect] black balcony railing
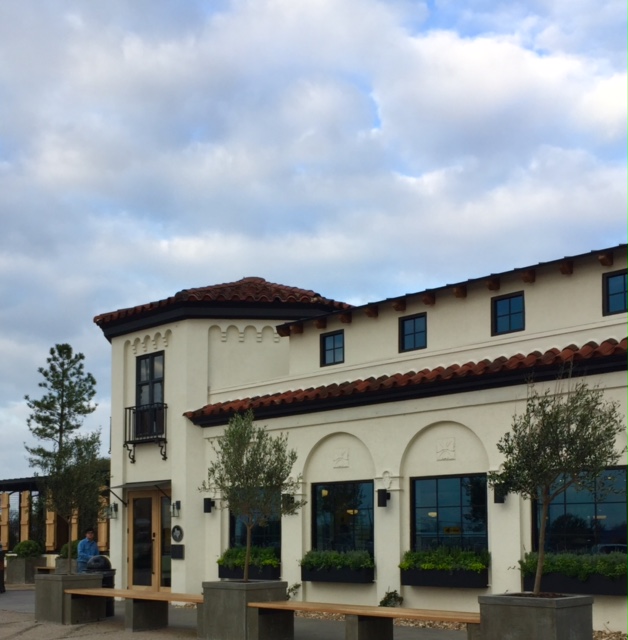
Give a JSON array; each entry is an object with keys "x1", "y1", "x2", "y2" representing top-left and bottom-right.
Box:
[{"x1": 124, "y1": 403, "x2": 168, "y2": 463}]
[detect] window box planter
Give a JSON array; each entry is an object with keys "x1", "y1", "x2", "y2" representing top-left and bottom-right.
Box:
[
  {"x1": 519, "y1": 552, "x2": 627, "y2": 597},
  {"x1": 299, "y1": 550, "x2": 375, "y2": 584},
  {"x1": 401, "y1": 568, "x2": 488, "y2": 588},
  {"x1": 522, "y1": 573, "x2": 626, "y2": 597},
  {"x1": 300, "y1": 566, "x2": 375, "y2": 584},
  {"x1": 218, "y1": 564, "x2": 281, "y2": 581}
]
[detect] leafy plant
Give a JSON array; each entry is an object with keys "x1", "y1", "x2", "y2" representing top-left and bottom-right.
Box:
[
  {"x1": 379, "y1": 588, "x2": 404, "y2": 607},
  {"x1": 217, "y1": 545, "x2": 280, "y2": 569},
  {"x1": 59, "y1": 539, "x2": 79, "y2": 559},
  {"x1": 286, "y1": 582, "x2": 301, "y2": 600},
  {"x1": 519, "y1": 552, "x2": 627, "y2": 582},
  {"x1": 299, "y1": 549, "x2": 375, "y2": 571},
  {"x1": 399, "y1": 547, "x2": 490, "y2": 573},
  {"x1": 12, "y1": 540, "x2": 42, "y2": 558},
  {"x1": 488, "y1": 380, "x2": 625, "y2": 595}
]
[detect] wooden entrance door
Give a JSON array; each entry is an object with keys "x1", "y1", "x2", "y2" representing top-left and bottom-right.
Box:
[{"x1": 128, "y1": 491, "x2": 172, "y2": 590}]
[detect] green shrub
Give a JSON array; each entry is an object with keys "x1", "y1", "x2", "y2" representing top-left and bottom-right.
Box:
[
  {"x1": 379, "y1": 588, "x2": 404, "y2": 607},
  {"x1": 59, "y1": 540, "x2": 79, "y2": 559},
  {"x1": 217, "y1": 546, "x2": 280, "y2": 569},
  {"x1": 299, "y1": 550, "x2": 374, "y2": 571},
  {"x1": 519, "y1": 552, "x2": 627, "y2": 582},
  {"x1": 12, "y1": 540, "x2": 42, "y2": 558},
  {"x1": 399, "y1": 547, "x2": 490, "y2": 573}
]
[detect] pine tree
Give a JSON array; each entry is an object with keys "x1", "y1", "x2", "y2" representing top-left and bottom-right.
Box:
[
  {"x1": 25, "y1": 343, "x2": 97, "y2": 470},
  {"x1": 24, "y1": 344, "x2": 103, "y2": 573}
]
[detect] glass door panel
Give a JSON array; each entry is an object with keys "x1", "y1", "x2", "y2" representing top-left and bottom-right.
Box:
[{"x1": 132, "y1": 497, "x2": 153, "y2": 587}]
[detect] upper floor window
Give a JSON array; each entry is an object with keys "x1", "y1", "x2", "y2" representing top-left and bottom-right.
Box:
[
  {"x1": 533, "y1": 467, "x2": 627, "y2": 553},
  {"x1": 492, "y1": 292, "x2": 525, "y2": 335},
  {"x1": 399, "y1": 314, "x2": 427, "y2": 352},
  {"x1": 133, "y1": 352, "x2": 165, "y2": 440},
  {"x1": 320, "y1": 331, "x2": 344, "y2": 366},
  {"x1": 312, "y1": 481, "x2": 374, "y2": 553},
  {"x1": 603, "y1": 270, "x2": 627, "y2": 315},
  {"x1": 411, "y1": 474, "x2": 488, "y2": 551}
]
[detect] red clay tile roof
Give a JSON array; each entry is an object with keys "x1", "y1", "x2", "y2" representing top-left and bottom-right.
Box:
[
  {"x1": 185, "y1": 338, "x2": 627, "y2": 426},
  {"x1": 94, "y1": 277, "x2": 351, "y2": 329}
]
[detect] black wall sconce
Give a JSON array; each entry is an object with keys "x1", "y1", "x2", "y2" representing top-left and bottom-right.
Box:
[
  {"x1": 171, "y1": 500, "x2": 181, "y2": 518},
  {"x1": 203, "y1": 498, "x2": 216, "y2": 513},
  {"x1": 377, "y1": 488, "x2": 391, "y2": 507},
  {"x1": 494, "y1": 484, "x2": 508, "y2": 504}
]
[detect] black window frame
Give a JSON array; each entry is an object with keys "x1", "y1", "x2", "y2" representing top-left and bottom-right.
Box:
[
  {"x1": 491, "y1": 291, "x2": 525, "y2": 336},
  {"x1": 320, "y1": 330, "x2": 345, "y2": 367},
  {"x1": 411, "y1": 473, "x2": 488, "y2": 552},
  {"x1": 136, "y1": 351, "x2": 165, "y2": 407},
  {"x1": 312, "y1": 480, "x2": 374, "y2": 553},
  {"x1": 532, "y1": 466, "x2": 627, "y2": 553},
  {"x1": 399, "y1": 313, "x2": 427, "y2": 353},
  {"x1": 603, "y1": 270, "x2": 627, "y2": 316}
]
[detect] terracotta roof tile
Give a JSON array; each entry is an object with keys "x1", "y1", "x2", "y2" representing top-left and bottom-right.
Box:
[
  {"x1": 94, "y1": 277, "x2": 351, "y2": 328},
  {"x1": 185, "y1": 338, "x2": 627, "y2": 425}
]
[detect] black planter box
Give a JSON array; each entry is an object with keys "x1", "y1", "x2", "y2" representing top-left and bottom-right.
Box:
[
  {"x1": 523, "y1": 573, "x2": 626, "y2": 596},
  {"x1": 218, "y1": 565, "x2": 281, "y2": 581},
  {"x1": 401, "y1": 568, "x2": 489, "y2": 588},
  {"x1": 301, "y1": 567, "x2": 374, "y2": 583}
]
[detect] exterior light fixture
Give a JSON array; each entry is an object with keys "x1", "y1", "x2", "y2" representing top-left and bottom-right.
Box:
[
  {"x1": 203, "y1": 498, "x2": 215, "y2": 514},
  {"x1": 107, "y1": 503, "x2": 119, "y2": 519},
  {"x1": 171, "y1": 500, "x2": 181, "y2": 518},
  {"x1": 377, "y1": 488, "x2": 391, "y2": 507}
]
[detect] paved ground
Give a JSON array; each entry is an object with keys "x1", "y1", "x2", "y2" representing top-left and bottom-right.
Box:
[{"x1": 0, "y1": 586, "x2": 467, "y2": 640}]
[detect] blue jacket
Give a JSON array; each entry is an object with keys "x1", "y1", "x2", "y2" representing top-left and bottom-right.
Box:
[{"x1": 77, "y1": 537, "x2": 99, "y2": 572}]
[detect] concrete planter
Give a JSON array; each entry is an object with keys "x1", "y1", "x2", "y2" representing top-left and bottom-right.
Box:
[
  {"x1": 479, "y1": 593, "x2": 594, "y2": 640},
  {"x1": 35, "y1": 573, "x2": 105, "y2": 624},
  {"x1": 55, "y1": 558, "x2": 78, "y2": 574},
  {"x1": 6, "y1": 556, "x2": 45, "y2": 584},
  {"x1": 201, "y1": 579, "x2": 288, "y2": 640}
]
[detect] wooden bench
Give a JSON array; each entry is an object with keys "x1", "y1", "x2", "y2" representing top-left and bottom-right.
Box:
[
  {"x1": 64, "y1": 587, "x2": 204, "y2": 632},
  {"x1": 248, "y1": 600, "x2": 481, "y2": 640}
]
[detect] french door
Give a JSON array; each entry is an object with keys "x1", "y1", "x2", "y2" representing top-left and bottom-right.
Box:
[{"x1": 128, "y1": 491, "x2": 172, "y2": 590}]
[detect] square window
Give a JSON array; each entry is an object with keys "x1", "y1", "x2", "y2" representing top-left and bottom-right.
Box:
[
  {"x1": 492, "y1": 292, "x2": 525, "y2": 335},
  {"x1": 320, "y1": 331, "x2": 344, "y2": 366},
  {"x1": 603, "y1": 270, "x2": 627, "y2": 315},
  {"x1": 312, "y1": 481, "x2": 374, "y2": 552},
  {"x1": 411, "y1": 474, "x2": 487, "y2": 551},
  {"x1": 399, "y1": 314, "x2": 427, "y2": 352}
]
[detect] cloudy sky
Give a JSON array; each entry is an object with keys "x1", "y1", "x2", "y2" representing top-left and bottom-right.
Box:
[{"x1": 0, "y1": 0, "x2": 625, "y2": 480}]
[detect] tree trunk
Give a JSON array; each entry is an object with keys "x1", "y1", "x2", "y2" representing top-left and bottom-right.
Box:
[
  {"x1": 244, "y1": 524, "x2": 252, "y2": 583},
  {"x1": 534, "y1": 489, "x2": 550, "y2": 595}
]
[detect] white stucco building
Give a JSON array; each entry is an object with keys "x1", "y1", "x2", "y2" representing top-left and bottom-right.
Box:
[{"x1": 94, "y1": 244, "x2": 627, "y2": 632}]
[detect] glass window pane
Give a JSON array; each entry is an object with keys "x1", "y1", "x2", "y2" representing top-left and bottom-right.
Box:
[
  {"x1": 153, "y1": 355, "x2": 164, "y2": 379},
  {"x1": 437, "y1": 477, "x2": 460, "y2": 507},
  {"x1": 415, "y1": 479, "x2": 437, "y2": 508}
]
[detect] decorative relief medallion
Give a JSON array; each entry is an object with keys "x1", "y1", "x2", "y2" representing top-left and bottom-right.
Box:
[
  {"x1": 436, "y1": 437, "x2": 455, "y2": 461},
  {"x1": 333, "y1": 448, "x2": 349, "y2": 468}
]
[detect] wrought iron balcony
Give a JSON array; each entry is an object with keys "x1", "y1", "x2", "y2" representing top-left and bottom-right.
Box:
[{"x1": 124, "y1": 403, "x2": 168, "y2": 463}]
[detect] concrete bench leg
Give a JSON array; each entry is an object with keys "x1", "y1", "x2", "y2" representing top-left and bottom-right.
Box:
[
  {"x1": 252, "y1": 608, "x2": 294, "y2": 640},
  {"x1": 345, "y1": 615, "x2": 393, "y2": 640},
  {"x1": 467, "y1": 622, "x2": 482, "y2": 639},
  {"x1": 125, "y1": 599, "x2": 169, "y2": 631}
]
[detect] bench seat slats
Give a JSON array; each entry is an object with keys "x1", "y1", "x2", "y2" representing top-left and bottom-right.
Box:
[
  {"x1": 248, "y1": 601, "x2": 480, "y2": 624},
  {"x1": 64, "y1": 588, "x2": 203, "y2": 604}
]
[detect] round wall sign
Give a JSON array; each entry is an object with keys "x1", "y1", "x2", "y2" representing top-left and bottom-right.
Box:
[{"x1": 171, "y1": 525, "x2": 184, "y2": 542}]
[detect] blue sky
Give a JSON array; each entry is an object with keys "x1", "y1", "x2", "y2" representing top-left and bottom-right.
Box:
[{"x1": 0, "y1": 0, "x2": 625, "y2": 479}]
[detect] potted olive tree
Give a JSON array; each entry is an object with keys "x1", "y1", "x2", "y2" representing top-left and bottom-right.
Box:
[
  {"x1": 482, "y1": 380, "x2": 625, "y2": 640},
  {"x1": 200, "y1": 410, "x2": 305, "y2": 640}
]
